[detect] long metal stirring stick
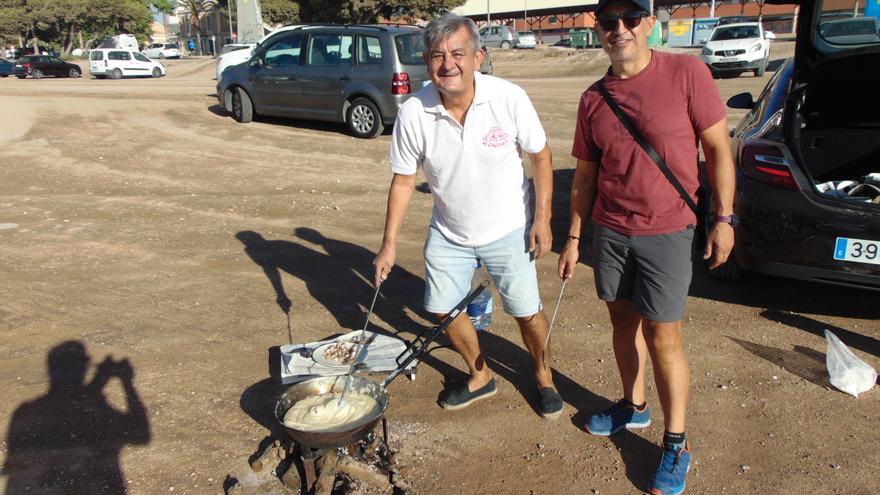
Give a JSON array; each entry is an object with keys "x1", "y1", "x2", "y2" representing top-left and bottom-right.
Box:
[
  {"x1": 338, "y1": 281, "x2": 382, "y2": 407},
  {"x1": 541, "y1": 278, "x2": 568, "y2": 371}
]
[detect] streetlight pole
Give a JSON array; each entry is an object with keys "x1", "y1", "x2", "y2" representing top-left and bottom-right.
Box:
[
  {"x1": 227, "y1": 0, "x2": 234, "y2": 43},
  {"x1": 487, "y1": 0, "x2": 491, "y2": 24}
]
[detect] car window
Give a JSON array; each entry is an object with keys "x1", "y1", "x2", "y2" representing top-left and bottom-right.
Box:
[
  {"x1": 89, "y1": 51, "x2": 103, "y2": 61},
  {"x1": 711, "y1": 25, "x2": 760, "y2": 41},
  {"x1": 133, "y1": 52, "x2": 150, "y2": 62},
  {"x1": 49, "y1": 57, "x2": 63, "y2": 63},
  {"x1": 264, "y1": 35, "x2": 302, "y2": 66},
  {"x1": 166, "y1": 43, "x2": 179, "y2": 50},
  {"x1": 307, "y1": 34, "x2": 353, "y2": 66},
  {"x1": 109, "y1": 51, "x2": 130, "y2": 61},
  {"x1": 358, "y1": 36, "x2": 383, "y2": 65},
  {"x1": 394, "y1": 33, "x2": 425, "y2": 65}
]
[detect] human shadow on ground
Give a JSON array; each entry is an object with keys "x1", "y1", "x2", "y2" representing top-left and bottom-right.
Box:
[
  {"x1": 237, "y1": 226, "x2": 658, "y2": 491},
  {"x1": 2, "y1": 341, "x2": 150, "y2": 494},
  {"x1": 760, "y1": 309, "x2": 880, "y2": 358},
  {"x1": 728, "y1": 336, "x2": 829, "y2": 388}
]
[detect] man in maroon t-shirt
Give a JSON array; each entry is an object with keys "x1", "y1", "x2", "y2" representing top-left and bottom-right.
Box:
[{"x1": 557, "y1": 0, "x2": 735, "y2": 493}]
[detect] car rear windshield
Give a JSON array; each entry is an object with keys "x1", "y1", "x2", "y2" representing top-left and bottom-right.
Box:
[
  {"x1": 711, "y1": 25, "x2": 760, "y2": 41},
  {"x1": 395, "y1": 33, "x2": 425, "y2": 65},
  {"x1": 89, "y1": 51, "x2": 103, "y2": 61},
  {"x1": 165, "y1": 43, "x2": 179, "y2": 49}
]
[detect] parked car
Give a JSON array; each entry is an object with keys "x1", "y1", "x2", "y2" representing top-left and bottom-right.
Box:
[
  {"x1": 217, "y1": 24, "x2": 430, "y2": 139},
  {"x1": 517, "y1": 30, "x2": 537, "y2": 48},
  {"x1": 215, "y1": 26, "x2": 304, "y2": 82},
  {"x1": 0, "y1": 59, "x2": 13, "y2": 77},
  {"x1": 479, "y1": 25, "x2": 520, "y2": 48},
  {"x1": 700, "y1": 22, "x2": 771, "y2": 77},
  {"x1": 143, "y1": 42, "x2": 181, "y2": 59},
  {"x1": 552, "y1": 38, "x2": 572, "y2": 48},
  {"x1": 716, "y1": 0, "x2": 880, "y2": 291},
  {"x1": 88, "y1": 48, "x2": 166, "y2": 79},
  {"x1": 818, "y1": 16, "x2": 880, "y2": 44},
  {"x1": 99, "y1": 34, "x2": 139, "y2": 50},
  {"x1": 11, "y1": 55, "x2": 82, "y2": 79},
  {"x1": 480, "y1": 45, "x2": 493, "y2": 75}
]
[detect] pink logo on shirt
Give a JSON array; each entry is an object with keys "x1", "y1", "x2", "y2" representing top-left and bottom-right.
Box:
[{"x1": 482, "y1": 127, "x2": 510, "y2": 148}]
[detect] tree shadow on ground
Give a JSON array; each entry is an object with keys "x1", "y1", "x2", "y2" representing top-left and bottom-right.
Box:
[
  {"x1": 727, "y1": 336, "x2": 829, "y2": 388},
  {"x1": 3, "y1": 341, "x2": 150, "y2": 494},
  {"x1": 759, "y1": 310, "x2": 880, "y2": 358}
]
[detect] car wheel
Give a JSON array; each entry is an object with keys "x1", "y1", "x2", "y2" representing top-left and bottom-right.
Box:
[
  {"x1": 232, "y1": 87, "x2": 253, "y2": 123},
  {"x1": 152, "y1": 67, "x2": 162, "y2": 78},
  {"x1": 68, "y1": 68, "x2": 80, "y2": 78},
  {"x1": 346, "y1": 97, "x2": 384, "y2": 139},
  {"x1": 32, "y1": 69, "x2": 43, "y2": 79},
  {"x1": 708, "y1": 251, "x2": 742, "y2": 281},
  {"x1": 754, "y1": 58, "x2": 767, "y2": 77},
  {"x1": 500, "y1": 41, "x2": 511, "y2": 49},
  {"x1": 159, "y1": 53, "x2": 165, "y2": 59},
  {"x1": 111, "y1": 68, "x2": 123, "y2": 80}
]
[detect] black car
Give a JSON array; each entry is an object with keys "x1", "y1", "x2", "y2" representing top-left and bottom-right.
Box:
[
  {"x1": 12, "y1": 55, "x2": 82, "y2": 79},
  {"x1": 0, "y1": 59, "x2": 14, "y2": 77},
  {"x1": 717, "y1": 0, "x2": 880, "y2": 291}
]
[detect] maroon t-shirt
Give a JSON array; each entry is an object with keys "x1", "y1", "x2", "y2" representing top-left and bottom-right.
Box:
[{"x1": 571, "y1": 50, "x2": 726, "y2": 236}]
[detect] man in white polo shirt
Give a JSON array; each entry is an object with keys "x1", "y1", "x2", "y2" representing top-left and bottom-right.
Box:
[{"x1": 373, "y1": 13, "x2": 562, "y2": 418}]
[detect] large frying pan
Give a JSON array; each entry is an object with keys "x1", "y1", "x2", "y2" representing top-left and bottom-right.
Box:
[{"x1": 274, "y1": 283, "x2": 487, "y2": 450}]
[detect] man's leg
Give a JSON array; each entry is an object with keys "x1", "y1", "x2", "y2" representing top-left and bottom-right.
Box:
[
  {"x1": 607, "y1": 300, "x2": 649, "y2": 406},
  {"x1": 513, "y1": 311, "x2": 554, "y2": 390},
  {"x1": 642, "y1": 319, "x2": 689, "y2": 434},
  {"x1": 439, "y1": 311, "x2": 493, "y2": 392}
]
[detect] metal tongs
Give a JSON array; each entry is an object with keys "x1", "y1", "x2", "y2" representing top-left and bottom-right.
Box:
[{"x1": 337, "y1": 281, "x2": 382, "y2": 408}]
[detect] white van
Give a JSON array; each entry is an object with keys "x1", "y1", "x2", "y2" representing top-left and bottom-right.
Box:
[
  {"x1": 99, "y1": 34, "x2": 139, "y2": 51},
  {"x1": 88, "y1": 49, "x2": 166, "y2": 79}
]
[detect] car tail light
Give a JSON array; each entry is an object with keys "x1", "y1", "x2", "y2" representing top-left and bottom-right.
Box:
[
  {"x1": 392, "y1": 72, "x2": 410, "y2": 95},
  {"x1": 741, "y1": 144, "x2": 798, "y2": 190}
]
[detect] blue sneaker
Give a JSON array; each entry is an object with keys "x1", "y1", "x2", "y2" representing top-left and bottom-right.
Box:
[
  {"x1": 585, "y1": 399, "x2": 651, "y2": 436},
  {"x1": 649, "y1": 442, "x2": 691, "y2": 495}
]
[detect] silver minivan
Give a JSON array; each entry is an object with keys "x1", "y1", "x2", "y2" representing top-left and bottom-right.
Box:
[
  {"x1": 217, "y1": 24, "x2": 430, "y2": 138},
  {"x1": 479, "y1": 25, "x2": 520, "y2": 49}
]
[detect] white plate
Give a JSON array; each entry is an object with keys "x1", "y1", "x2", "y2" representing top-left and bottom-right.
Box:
[
  {"x1": 311, "y1": 341, "x2": 366, "y2": 368},
  {"x1": 833, "y1": 237, "x2": 880, "y2": 266}
]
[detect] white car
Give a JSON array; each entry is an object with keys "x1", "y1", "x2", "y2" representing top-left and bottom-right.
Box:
[
  {"x1": 88, "y1": 48, "x2": 166, "y2": 79},
  {"x1": 143, "y1": 42, "x2": 181, "y2": 59},
  {"x1": 216, "y1": 25, "x2": 304, "y2": 81},
  {"x1": 517, "y1": 30, "x2": 537, "y2": 49},
  {"x1": 700, "y1": 22, "x2": 771, "y2": 78}
]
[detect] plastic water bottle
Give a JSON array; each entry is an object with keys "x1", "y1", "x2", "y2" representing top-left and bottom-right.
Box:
[{"x1": 467, "y1": 262, "x2": 493, "y2": 331}]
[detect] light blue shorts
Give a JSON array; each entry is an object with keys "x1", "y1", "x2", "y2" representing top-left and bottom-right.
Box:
[{"x1": 423, "y1": 225, "x2": 542, "y2": 317}]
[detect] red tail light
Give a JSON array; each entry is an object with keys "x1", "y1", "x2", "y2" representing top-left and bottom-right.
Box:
[
  {"x1": 741, "y1": 144, "x2": 798, "y2": 190},
  {"x1": 22, "y1": 63, "x2": 31, "y2": 68},
  {"x1": 392, "y1": 72, "x2": 410, "y2": 95}
]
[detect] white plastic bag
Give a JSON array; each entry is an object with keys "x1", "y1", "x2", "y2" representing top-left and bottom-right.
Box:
[{"x1": 825, "y1": 330, "x2": 877, "y2": 398}]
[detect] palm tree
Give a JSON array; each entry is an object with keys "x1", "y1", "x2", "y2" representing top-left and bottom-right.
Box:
[
  {"x1": 176, "y1": 0, "x2": 218, "y2": 56},
  {"x1": 152, "y1": 0, "x2": 176, "y2": 42}
]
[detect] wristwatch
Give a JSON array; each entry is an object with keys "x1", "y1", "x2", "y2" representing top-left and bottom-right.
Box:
[{"x1": 715, "y1": 214, "x2": 741, "y2": 228}]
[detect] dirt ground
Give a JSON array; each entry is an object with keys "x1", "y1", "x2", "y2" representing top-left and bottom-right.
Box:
[{"x1": 1, "y1": 39, "x2": 879, "y2": 495}]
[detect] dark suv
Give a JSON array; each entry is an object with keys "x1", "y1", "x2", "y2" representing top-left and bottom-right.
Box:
[
  {"x1": 217, "y1": 24, "x2": 430, "y2": 138},
  {"x1": 716, "y1": 0, "x2": 880, "y2": 291}
]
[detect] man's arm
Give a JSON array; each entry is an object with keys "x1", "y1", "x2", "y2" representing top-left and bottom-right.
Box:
[
  {"x1": 374, "y1": 173, "x2": 416, "y2": 286},
  {"x1": 699, "y1": 118, "x2": 736, "y2": 269},
  {"x1": 557, "y1": 159, "x2": 599, "y2": 279},
  {"x1": 528, "y1": 144, "x2": 553, "y2": 259}
]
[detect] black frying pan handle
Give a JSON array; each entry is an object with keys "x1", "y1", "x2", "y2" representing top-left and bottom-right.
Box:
[{"x1": 381, "y1": 281, "x2": 488, "y2": 388}]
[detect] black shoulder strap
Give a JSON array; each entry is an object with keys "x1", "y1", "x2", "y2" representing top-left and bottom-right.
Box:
[{"x1": 597, "y1": 79, "x2": 698, "y2": 213}]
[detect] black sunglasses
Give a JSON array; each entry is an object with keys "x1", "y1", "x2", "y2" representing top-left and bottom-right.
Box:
[{"x1": 597, "y1": 11, "x2": 649, "y2": 31}]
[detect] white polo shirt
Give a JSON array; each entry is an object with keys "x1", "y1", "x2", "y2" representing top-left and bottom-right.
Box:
[{"x1": 389, "y1": 72, "x2": 547, "y2": 247}]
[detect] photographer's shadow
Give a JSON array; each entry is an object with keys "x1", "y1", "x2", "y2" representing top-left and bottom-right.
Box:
[{"x1": 3, "y1": 341, "x2": 150, "y2": 494}]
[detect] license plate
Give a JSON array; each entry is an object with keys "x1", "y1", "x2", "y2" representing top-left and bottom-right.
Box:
[
  {"x1": 720, "y1": 57, "x2": 739, "y2": 63},
  {"x1": 833, "y1": 237, "x2": 880, "y2": 266}
]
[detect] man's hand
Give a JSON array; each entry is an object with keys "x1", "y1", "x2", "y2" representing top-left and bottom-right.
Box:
[
  {"x1": 529, "y1": 221, "x2": 553, "y2": 259},
  {"x1": 374, "y1": 245, "x2": 396, "y2": 287},
  {"x1": 557, "y1": 238, "x2": 579, "y2": 280},
  {"x1": 704, "y1": 222, "x2": 734, "y2": 269}
]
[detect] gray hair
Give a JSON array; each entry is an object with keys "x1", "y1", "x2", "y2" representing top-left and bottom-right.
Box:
[{"x1": 423, "y1": 13, "x2": 481, "y2": 53}]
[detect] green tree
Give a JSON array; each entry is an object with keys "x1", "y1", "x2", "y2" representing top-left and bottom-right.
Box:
[
  {"x1": 262, "y1": 0, "x2": 300, "y2": 26},
  {"x1": 176, "y1": 0, "x2": 217, "y2": 55}
]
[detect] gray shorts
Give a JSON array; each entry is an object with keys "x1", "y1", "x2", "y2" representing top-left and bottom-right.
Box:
[{"x1": 592, "y1": 225, "x2": 694, "y2": 323}]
